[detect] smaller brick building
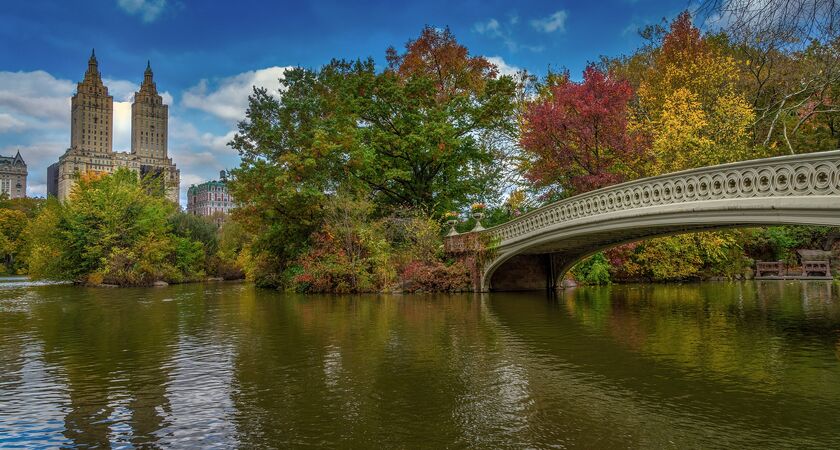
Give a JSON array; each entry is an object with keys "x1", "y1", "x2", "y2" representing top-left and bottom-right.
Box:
[{"x1": 186, "y1": 171, "x2": 234, "y2": 221}]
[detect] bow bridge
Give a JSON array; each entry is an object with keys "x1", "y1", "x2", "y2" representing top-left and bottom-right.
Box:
[{"x1": 445, "y1": 151, "x2": 840, "y2": 291}]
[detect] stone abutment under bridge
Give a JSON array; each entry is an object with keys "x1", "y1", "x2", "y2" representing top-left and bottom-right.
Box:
[{"x1": 445, "y1": 151, "x2": 840, "y2": 292}]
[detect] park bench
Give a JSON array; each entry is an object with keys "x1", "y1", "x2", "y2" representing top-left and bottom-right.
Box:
[
  {"x1": 755, "y1": 261, "x2": 785, "y2": 278},
  {"x1": 802, "y1": 260, "x2": 831, "y2": 277}
]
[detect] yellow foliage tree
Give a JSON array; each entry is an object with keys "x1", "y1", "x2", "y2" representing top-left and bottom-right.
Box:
[
  {"x1": 636, "y1": 12, "x2": 760, "y2": 174},
  {"x1": 616, "y1": 12, "x2": 760, "y2": 281}
]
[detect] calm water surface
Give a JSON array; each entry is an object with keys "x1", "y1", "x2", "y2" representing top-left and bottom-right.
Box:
[{"x1": 1, "y1": 281, "x2": 839, "y2": 448}]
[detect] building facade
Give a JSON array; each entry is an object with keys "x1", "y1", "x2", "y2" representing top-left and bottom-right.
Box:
[
  {"x1": 48, "y1": 50, "x2": 179, "y2": 202},
  {"x1": 187, "y1": 171, "x2": 235, "y2": 221},
  {"x1": 0, "y1": 151, "x2": 27, "y2": 199}
]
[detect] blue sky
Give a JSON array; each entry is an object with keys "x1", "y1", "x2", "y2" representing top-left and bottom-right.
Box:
[{"x1": 0, "y1": 0, "x2": 695, "y2": 204}]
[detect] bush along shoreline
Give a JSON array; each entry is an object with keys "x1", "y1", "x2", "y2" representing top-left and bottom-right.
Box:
[{"x1": 24, "y1": 169, "x2": 247, "y2": 287}]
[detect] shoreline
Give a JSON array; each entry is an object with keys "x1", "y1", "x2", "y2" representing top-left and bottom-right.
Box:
[{"x1": 6, "y1": 276, "x2": 836, "y2": 293}]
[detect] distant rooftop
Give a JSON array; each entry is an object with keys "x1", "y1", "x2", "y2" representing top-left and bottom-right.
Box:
[{"x1": 0, "y1": 151, "x2": 26, "y2": 166}]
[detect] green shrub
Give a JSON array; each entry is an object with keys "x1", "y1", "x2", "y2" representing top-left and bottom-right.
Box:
[{"x1": 572, "y1": 252, "x2": 612, "y2": 285}]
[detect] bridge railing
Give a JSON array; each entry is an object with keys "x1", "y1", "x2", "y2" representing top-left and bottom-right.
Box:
[{"x1": 467, "y1": 150, "x2": 840, "y2": 246}]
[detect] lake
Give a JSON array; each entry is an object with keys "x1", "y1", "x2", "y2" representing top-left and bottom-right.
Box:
[{"x1": 1, "y1": 280, "x2": 839, "y2": 448}]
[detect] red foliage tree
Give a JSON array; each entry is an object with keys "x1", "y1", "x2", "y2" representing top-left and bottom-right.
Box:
[
  {"x1": 521, "y1": 65, "x2": 649, "y2": 196},
  {"x1": 662, "y1": 11, "x2": 705, "y2": 61}
]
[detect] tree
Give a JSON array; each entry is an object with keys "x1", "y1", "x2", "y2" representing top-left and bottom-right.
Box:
[
  {"x1": 636, "y1": 12, "x2": 759, "y2": 173},
  {"x1": 349, "y1": 26, "x2": 519, "y2": 214},
  {"x1": 25, "y1": 169, "x2": 205, "y2": 285},
  {"x1": 699, "y1": 0, "x2": 840, "y2": 45},
  {"x1": 698, "y1": 1, "x2": 840, "y2": 153},
  {"x1": 229, "y1": 27, "x2": 519, "y2": 287},
  {"x1": 592, "y1": 12, "x2": 766, "y2": 282},
  {"x1": 520, "y1": 65, "x2": 649, "y2": 196},
  {"x1": 0, "y1": 209, "x2": 27, "y2": 273},
  {"x1": 169, "y1": 212, "x2": 219, "y2": 255},
  {"x1": 229, "y1": 65, "x2": 352, "y2": 286}
]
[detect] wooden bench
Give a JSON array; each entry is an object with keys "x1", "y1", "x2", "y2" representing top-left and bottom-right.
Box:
[
  {"x1": 802, "y1": 260, "x2": 831, "y2": 277},
  {"x1": 756, "y1": 261, "x2": 785, "y2": 278}
]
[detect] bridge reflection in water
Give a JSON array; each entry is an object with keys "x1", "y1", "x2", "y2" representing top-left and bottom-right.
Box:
[{"x1": 446, "y1": 151, "x2": 840, "y2": 291}]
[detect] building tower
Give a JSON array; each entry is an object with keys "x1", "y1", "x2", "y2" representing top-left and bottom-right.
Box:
[
  {"x1": 131, "y1": 61, "x2": 168, "y2": 159},
  {"x1": 70, "y1": 49, "x2": 113, "y2": 154}
]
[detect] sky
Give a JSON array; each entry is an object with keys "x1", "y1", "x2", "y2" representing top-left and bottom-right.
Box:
[{"x1": 0, "y1": 0, "x2": 698, "y2": 205}]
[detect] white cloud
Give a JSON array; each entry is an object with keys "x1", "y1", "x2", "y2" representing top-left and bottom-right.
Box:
[
  {"x1": 0, "y1": 114, "x2": 26, "y2": 133},
  {"x1": 0, "y1": 70, "x2": 73, "y2": 130},
  {"x1": 474, "y1": 17, "x2": 523, "y2": 52},
  {"x1": 28, "y1": 183, "x2": 46, "y2": 197},
  {"x1": 0, "y1": 70, "x2": 78, "y2": 195},
  {"x1": 485, "y1": 56, "x2": 522, "y2": 77},
  {"x1": 166, "y1": 116, "x2": 240, "y2": 203},
  {"x1": 180, "y1": 173, "x2": 205, "y2": 185},
  {"x1": 116, "y1": 0, "x2": 168, "y2": 23},
  {"x1": 181, "y1": 66, "x2": 293, "y2": 123},
  {"x1": 473, "y1": 17, "x2": 545, "y2": 53},
  {"x1": 169, "y1": 117, "x2": 236, "y2": 154},
  {"x1": 104, "y1": 78, "x2": 139, "y2": 102},
  {"x1": 474, "y1": 18, "x2": 502, "y2": 36},
  {"x1": 531, "y1": 10, "x2": 569, "y2": 33}
]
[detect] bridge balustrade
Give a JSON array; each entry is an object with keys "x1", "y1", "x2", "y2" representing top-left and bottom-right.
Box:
[{"x1": 479, "y1": 151, "x2": 840, "y2": 247}]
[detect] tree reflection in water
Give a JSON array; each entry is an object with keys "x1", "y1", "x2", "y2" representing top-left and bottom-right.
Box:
[{"x1": 0, "y1": 281, "x2": 839, "y2": 448}]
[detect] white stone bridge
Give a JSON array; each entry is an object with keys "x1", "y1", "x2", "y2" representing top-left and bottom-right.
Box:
[{"x1": 445, "y1": 151, "x2": 840, "y2": 291}]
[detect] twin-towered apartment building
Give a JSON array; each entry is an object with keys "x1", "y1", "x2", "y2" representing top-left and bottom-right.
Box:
[
  {"x1": 47, "y1": 50, "x2": 180, "y2": 202},
  {"x1": 40, "y1": 51, "x2": 233, "y2": 218}
]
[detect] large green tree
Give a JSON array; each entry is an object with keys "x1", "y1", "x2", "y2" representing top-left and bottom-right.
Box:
[
  {"x1": 348, "y1": 26, "x2": 518, "y2": 213},
  {"x1": 229, "y1": 27, "x2": 519, "y2": 286},
  {"x1": 228, "y1": 64, "x2": 354, "y2": 285}
]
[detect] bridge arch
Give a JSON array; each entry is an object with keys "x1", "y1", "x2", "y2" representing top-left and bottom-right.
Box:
[{"x1": 444, "y1": 151, "x2": 840, "y2": 292}]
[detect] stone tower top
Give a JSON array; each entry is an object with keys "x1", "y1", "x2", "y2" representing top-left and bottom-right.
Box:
[
  {"x1": 79, "y1": 48, "x2": 109, "y2": 96},
  {"x1": 136, "y1": 60, "x2": 160, "y2": 102}
]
